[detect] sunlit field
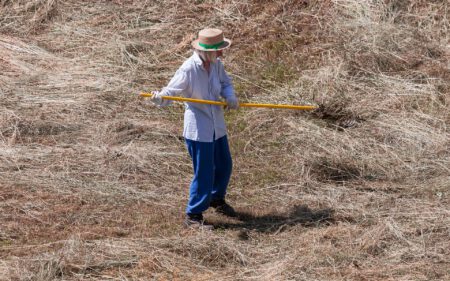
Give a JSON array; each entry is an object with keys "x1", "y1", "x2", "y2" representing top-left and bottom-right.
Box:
[{"x1": 1, "y1": 1, "x2": 449, "y2": 280}]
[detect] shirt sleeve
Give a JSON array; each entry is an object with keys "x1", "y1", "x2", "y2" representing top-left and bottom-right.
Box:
[
  {"x1": 217, "y1": 60, "x2": 236, "y2": 101},
  {"x1": 157, "y1": 69, "x2": 189, "y2": 106}
]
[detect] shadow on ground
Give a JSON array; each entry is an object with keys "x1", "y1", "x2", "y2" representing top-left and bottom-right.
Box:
[{"x1": 213, "y1": 205, "x2": 334, "y2": 235}]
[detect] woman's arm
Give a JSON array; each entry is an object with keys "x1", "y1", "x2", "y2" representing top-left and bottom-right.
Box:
[
  {"x1": 153, "y1": 69, "x2": 189, "y2": 106},
  {"x1": 218, "y1": 60, "x2": 238, "y2": 109}
]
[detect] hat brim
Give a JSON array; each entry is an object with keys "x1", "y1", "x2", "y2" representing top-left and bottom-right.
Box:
[{"x1": 191, "y1": 38, "x2": 231, "y2": 51}]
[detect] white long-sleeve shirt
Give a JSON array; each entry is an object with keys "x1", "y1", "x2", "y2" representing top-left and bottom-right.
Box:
[{"x1": 155, "y1": 52, "x2": 236, "y2": 142}]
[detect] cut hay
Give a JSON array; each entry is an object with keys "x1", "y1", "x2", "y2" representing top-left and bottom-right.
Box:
[{"x1": 1, "y1": 0, "x2": 449, "y2": 280}]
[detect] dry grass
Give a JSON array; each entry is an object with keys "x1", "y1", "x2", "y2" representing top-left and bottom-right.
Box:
[{"x1": 1, "y1": 0, "x2": 449, "y2": 280}]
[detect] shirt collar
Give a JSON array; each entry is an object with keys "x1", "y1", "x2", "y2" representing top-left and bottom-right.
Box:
[{"x1": 192, "y1": 52, "x2": 204, "y2": 66}]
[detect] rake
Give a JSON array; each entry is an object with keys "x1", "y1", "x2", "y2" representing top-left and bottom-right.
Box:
[{"x1": 139, "y1": 93, "x2": 317, "y2": 111}]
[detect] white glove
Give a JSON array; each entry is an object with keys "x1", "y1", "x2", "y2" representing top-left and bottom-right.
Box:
[
  {"x1": 225, "y1": 96, "x2": 239, "y2": 110},
  {"x1": 150, "y1": 91, "x2": 163, "y2": 105}
]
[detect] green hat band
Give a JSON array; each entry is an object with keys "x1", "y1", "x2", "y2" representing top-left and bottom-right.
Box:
[{"x1": 198, "y1": 41, "x2": 224, "y2": 50}]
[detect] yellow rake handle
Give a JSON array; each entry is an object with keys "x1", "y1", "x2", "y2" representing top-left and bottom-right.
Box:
[{"x1": 139, "y1": 93, "x2": 317, "y2": 111}]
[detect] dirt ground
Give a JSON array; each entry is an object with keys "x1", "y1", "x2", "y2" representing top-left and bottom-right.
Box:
[{"x1": 1, "y1": 1, "x2": 449, "y2": 280}]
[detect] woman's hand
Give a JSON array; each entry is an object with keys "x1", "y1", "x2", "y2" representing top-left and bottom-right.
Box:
[
  {"x1": 150, "y1": 91, "x2": 162, "y2": 105},
  {"x1": 225, "y1": 97, "x2": 239, "y2": 110}
]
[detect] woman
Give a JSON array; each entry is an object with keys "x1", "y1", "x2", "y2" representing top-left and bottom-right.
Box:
[{"x1": 150, "y1": 28, "x2": 239, "y2": 230}]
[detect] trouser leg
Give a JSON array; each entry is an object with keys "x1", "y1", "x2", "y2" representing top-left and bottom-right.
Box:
[
  {"x1": 185, "y1": 139, "x2": 214, "y2": 215},
  {"x1": 211, "y1": 135, "x2": 232, "y2": 200}
]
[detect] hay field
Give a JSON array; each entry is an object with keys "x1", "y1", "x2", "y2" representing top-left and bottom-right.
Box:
[{"x1": 1, "y1": 0, "x2": 449, "y2": 280}]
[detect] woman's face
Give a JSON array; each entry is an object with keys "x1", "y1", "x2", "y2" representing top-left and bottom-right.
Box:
[{"x1": 198, "y1": 50, "x2": 223, "y2": 63}]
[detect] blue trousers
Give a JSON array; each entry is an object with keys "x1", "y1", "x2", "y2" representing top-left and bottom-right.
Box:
[{"x1": 185, "y1": 135, "x2": 232, "y2": 215}]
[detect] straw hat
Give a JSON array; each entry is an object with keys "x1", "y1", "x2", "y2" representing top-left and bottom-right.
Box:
[{"x1": 191, "y1": 28, "x2": 231, "y2": 51}]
